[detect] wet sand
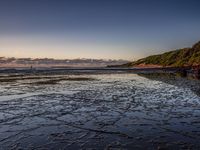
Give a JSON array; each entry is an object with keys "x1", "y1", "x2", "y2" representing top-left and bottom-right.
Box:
[{"x1": 0, "y1": 71, "x2": 200, "y2": 149}]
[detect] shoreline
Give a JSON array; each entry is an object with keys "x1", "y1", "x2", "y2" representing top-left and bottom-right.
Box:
[{"x1": 0, "y1": 66, "x2": 199, "y2": 79}]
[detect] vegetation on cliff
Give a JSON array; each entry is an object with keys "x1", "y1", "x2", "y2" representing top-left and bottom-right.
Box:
[{"x1": 123, "y1": 41, "x2": 200, "y2": 67}]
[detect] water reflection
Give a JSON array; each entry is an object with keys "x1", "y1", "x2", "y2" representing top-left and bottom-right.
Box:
[{"x1": 138, "y1": 73, "x2": 200, "y2": 96}]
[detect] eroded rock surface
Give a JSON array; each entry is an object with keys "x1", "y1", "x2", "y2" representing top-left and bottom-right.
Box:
[{"x1": 0, "y1": 74, "x2": 200, "y2": 149}]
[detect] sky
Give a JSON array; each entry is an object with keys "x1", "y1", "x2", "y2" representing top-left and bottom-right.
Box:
[{"x1": 0, "y1": 0, "x2": 200, "y2": 60}]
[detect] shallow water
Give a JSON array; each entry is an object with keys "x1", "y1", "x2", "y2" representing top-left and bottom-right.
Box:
[{"x1": 0, "y1": 73, "x2": 200, "y2": 149}]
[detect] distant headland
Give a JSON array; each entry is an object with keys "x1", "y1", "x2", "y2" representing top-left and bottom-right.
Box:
[{"x1": 119, "y1": 41, "x2": 200, "y2": 68}]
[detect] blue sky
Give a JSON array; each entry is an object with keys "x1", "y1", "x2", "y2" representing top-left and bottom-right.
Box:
[{"x1": 0, "y1": 0, "x2": 200, "y2": 60}]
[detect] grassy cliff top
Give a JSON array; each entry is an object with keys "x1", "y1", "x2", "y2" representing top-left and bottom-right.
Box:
[{"x1": 123, "y1": 41, "x2": 200, "y2": 67}]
